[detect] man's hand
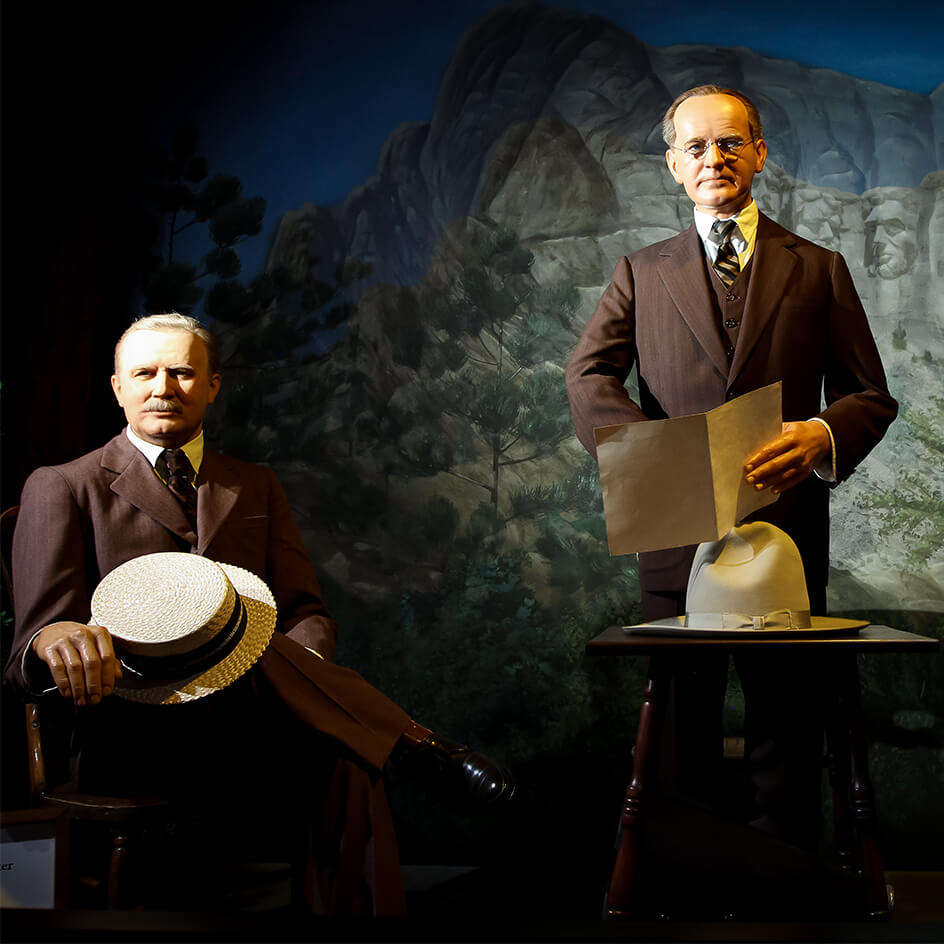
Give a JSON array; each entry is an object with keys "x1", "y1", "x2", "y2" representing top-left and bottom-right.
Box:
[
  {"x1": 31, "y1": 622, "x2": 122, "y2": 706},
  {"x1": 744, "y1": 421, "x2": 831, "y2": 495}
]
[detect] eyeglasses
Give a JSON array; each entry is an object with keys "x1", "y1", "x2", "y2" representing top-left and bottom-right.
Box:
[{"x1": 669, "y1": 137, "x2": 755, "y2": 161}]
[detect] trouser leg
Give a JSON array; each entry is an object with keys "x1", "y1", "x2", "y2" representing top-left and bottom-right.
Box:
[
  {"x1": 735, "y1": 650, "x2": 826, "y2": 850},
  {"x1": 641, "y1": 589, "x2": 728, "y2": 800}
]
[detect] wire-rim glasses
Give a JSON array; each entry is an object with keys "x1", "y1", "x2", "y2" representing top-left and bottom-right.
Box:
[{"x1": 669, "y1": 137, "x2": 755, "y2": 161}]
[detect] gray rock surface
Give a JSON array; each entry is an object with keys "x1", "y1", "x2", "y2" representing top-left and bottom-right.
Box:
[
  {"x1": 268, "y1": 4, "x2": 942, "y2": 290},
  {"x1": 262, "y1": 2, "x2": 943, "y2": 610}
]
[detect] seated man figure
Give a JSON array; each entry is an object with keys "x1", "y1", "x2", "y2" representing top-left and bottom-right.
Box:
[{"x1": 3, "y1": 312, "x2": 515, "y2": 913}]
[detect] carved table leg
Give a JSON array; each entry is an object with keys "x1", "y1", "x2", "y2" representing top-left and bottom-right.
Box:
[
  {"x1": 824, "y1": 694, "x2": 857, "y2": 874},
  {"x1": 840, "y1": 655, "x2": 890, "y2": 919},
  {"x1": 826, "y1": 653, "x2": 890, "y2": 919},
  {"x1": 605, "y1": 659, "x2": 666, "y2": 918},
  {"x1": 106, "y1": 830, "x2": 129, "y2": 909}
]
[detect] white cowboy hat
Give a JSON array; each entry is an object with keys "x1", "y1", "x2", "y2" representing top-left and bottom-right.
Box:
[
  {"x1": 90, "y1": 552, "x2": 277, "y2": 704},
  {"x1": 625, "y1": 522, "x2": 869, "y2": 637}
]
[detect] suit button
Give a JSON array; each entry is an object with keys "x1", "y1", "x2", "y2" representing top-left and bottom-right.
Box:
[
  {"x1": 724, "y1": 319, "x2": 738, "y2": 328},
  {"x1": 726, "y1": 293, "x2": 738, "y2": 302},
  {"x1": 727, "y1": 346, "x2": 735, "y2": 357},
  {"x1": 726, "y1": 390, "x2": 736, "y2": 400}
]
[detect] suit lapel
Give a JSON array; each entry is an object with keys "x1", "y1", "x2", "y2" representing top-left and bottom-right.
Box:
[
  {"x1": 196, "y1": 450, "x2": 241, "y2": 554},
  {"x1": 728, "y1": 214, "x2": 799, "y2": 387},
  {"x1": 103, "y1": 434, "x2": 197, "y2": 544},
  {"x1": 656, "y1": 226, "x2": 730, "y2": 380}
]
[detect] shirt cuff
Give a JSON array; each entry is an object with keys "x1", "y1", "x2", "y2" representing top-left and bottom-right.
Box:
[
  {"x1": 305, "y1": 647, "x2": 325, "y2": 660},
  {"x1": 21, "y1": 632, "x2": 59, "y2": 697},
  {"x1": 808, "y1": 417, "x2": 837, "y2": 483}
]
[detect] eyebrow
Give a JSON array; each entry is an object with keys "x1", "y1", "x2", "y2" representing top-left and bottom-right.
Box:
[{"x1": 683, "y1": 134, "x2": 742, "y2": 143}]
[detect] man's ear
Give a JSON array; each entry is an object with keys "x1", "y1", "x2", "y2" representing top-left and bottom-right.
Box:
[
  {"x1": 207, "y1": 373, "x2": 222, "y2": 404},
  {"x1": 110, "y1": 374, "x2": 123, "y2": 407},
  {"x1": 753, "y1": 138, "x2": 768, "y2": 174},
  {"x1": 666, "y1": 149, "x2": 683, "y2": 184}
]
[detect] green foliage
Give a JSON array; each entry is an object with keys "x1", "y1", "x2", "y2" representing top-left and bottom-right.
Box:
[
  {"x1": 441, "y1": 373, "x2": 523, "y2": 434},
  {"x1": 477, "y1": 225, "x2": 534, "y2": 277},
  {"x1": 393, "y1": 227, "x2": 580, "y2": 516},
  {"x1": 380, "y1": 549, "x2": 593, "y2": 758},
  {"x1": 421, "y1": 337, "x2": 467, "y2": 378},
  {"x1": 144, "y1": 261, "x2": 203, "y2": 313},
  {"x1": 204, "y1": 247, "x2": 241, "y2": 279},
  {"x1": 144, "y1": 125, "x2": 267, "y2": 318},
  {"x1": 208, "y1": 195, "x2": 265, "y2": 246},
  {"x1": 337, "y1": 481, "x2": 387, "y2": 522},
  {"x1": 381, "y1": 496, "x2": 464, "y2": 564},
  {"x1": 460, "y1": 502, "x2": 506, "y2": 547},
  {"x1": 517, "y1": 367, "x2": 571, "y2": 442},
  {"x1": 390, "y1": 317, "x2": 427, "y2": 369},
  {"x1": 863, "y1": 396, "x2": 944, "y2": 568},
  {"x1": 194, "y1": 173, "x2": 242, "y2": 219},
  {"x1": 396, "y1": 427, "x2": 457, "y2": 478},
  {"x1": 508, "y1": 483, "x2": 567, "y2": 520},
  {"x1": 507, "y1": 280, "x2": 580, "y2": 364},
  {"x1": 419, "y1": 496, "x2": 461, "y2": 547}
]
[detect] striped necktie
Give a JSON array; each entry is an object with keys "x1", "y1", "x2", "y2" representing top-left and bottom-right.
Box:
[
  {"x1": 710, "y1": 219, "x2": 740, "y2": 288},
  {"x1": 157, "y1": 448, "x2": 197, "y2": 530}
]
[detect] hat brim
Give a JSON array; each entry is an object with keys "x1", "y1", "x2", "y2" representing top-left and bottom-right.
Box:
[
  {"x1": 623, "y1": 616, "x2": 869, "y2": 637},
  {"x1": 115, "y1": 562, "x2": 277, "y2": 705}
]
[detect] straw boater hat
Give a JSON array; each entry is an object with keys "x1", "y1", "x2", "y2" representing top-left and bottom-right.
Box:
[
  {"x1": 90, "y1": 552, "x2": 277, "y2": 704},
  {"x1": 625, "y1": 521, "x2": 869, "y2": 637}
]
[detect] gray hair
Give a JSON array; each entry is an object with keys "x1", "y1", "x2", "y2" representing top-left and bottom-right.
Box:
[
  {"x1": 114, "y1": 313, "x2": 220, "y2": 376},
  {"x1": 662, "y1": 85, "x2": 764, "y2": 148}
]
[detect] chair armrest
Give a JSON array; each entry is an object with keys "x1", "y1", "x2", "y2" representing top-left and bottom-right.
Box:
[{"x1": 25, "y1": 703, "x2": 46, "y2": 803}]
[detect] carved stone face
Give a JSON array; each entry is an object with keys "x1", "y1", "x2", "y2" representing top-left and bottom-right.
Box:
[
  {"x1": 865, "y1": 198, "x2": 918, "y2": 279},
  {"x1": 928, "y1": 180, "x2": 944, "y2": 281},
  {"x1": 793, "y1": 188, "x2": 844, "y2": 251}
]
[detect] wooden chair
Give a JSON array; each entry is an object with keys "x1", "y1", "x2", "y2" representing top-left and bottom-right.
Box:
[{"x1": 1, "y1": 505, "x2": 170, "y2": 909}]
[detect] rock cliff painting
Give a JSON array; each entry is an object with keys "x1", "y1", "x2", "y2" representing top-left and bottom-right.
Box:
[{"x1": 162, "y1": 3, "x2": 942, "y2": 865}]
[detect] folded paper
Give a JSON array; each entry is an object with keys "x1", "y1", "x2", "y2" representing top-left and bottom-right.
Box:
[{"x1": 594, "y1": 382, "x2": 782, "y2": 555}]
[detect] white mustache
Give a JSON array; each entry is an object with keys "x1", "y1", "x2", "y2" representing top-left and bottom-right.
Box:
[{"x1": 143, "y1": 398, "x2": 183, "y2": 414}]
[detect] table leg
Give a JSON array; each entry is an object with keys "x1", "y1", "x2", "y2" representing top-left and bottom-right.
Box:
[
  {"x1": 605, "y1": 659, "x2": 665, "y2": 917},
  {"x1": 825, "y1": 706, "x2": 857, "y2": 875},
  {"x1": 844, "y1": 656, "x2": 890, "y2": 918},
  {"x1": 827, "y1": 653, "x2": 890, "y2": 919}
]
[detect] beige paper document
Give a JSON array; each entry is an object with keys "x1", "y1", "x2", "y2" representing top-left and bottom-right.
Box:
[{"x1": 594, "y1": 382, "x2": 782, "y2": 555}]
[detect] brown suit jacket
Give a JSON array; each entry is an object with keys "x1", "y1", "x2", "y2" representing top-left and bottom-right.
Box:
[
  {"x1": 4, "y1": 431, "x2": 410, "y2": 776},
  {"x1": 566, "y1": 213, "x2": 897, "y2": 596},
  {"x1": 6, "y1": 431, "x2": 338, "y2": 672}
]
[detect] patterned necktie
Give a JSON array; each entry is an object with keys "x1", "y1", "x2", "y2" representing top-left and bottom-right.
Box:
[
  {"x1": 157, "y1": 448, "x2": 197, "y2": 529},
  {"x1": 710, "y1": 218, "x2": 740, "y2": 288}
]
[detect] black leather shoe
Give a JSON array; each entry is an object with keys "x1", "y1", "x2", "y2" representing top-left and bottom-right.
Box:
[{"x1": 398, "y1": 734, "x2": 516, "y2": 811}]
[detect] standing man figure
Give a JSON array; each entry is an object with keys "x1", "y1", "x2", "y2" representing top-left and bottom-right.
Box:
[{"x1": 566, "y1": 86, "x2": 897, "y2": 847}]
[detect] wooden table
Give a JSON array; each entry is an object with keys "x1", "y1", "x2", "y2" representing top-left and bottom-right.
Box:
[{"x1": 585, "y1": 625, "x2": 940, "y2": 919}]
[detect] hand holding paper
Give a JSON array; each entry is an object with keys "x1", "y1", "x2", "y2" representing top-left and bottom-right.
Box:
[
  {"x1": 594, "y1": 383, "x2": 783, "y2": 555},
  {"x1": 744, "y1": 419, "x2": 832, "y2": 494}
]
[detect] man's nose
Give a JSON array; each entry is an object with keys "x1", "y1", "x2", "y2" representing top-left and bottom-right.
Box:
[
  {"x1": 702, "y1": 141, "x2": 725, "y2": 166},
  {"x1": 152, "y1": 369, "x2": 176, "y2": 395}
]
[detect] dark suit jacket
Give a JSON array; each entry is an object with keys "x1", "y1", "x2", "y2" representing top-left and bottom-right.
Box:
[
  {"x1": 6, "y1": 431, "x2": 337, "y2": 682},
  {"x1": 566, "y1": 213, "x2": 897, "y2": 597},
  {"x1": 4, "y1": 431, "x2": 410, "y2": 783}
]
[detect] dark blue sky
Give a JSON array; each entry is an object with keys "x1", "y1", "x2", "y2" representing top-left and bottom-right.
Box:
[{"x1": 159, "y1": 0, "x2": 943, "y2": 281}]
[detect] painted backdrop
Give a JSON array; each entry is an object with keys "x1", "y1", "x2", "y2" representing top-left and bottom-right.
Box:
[{"x1": 2, "y1": 0, "x2": 942, "y2": 882}]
